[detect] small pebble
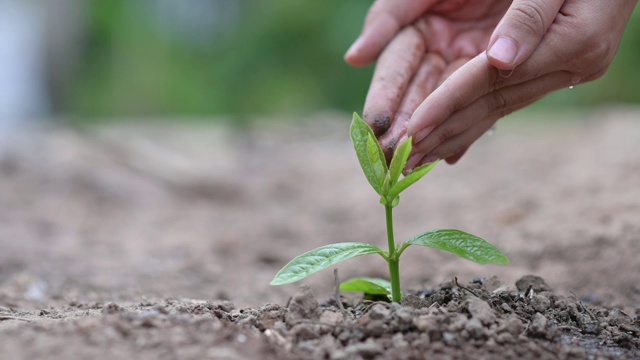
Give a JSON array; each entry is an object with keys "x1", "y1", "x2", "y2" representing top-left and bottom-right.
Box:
[
  {"x1": 501, "y1": 316, "x2": 524, "y2": 336},
  {"x1": 516, "y1": 275, "x2": 552, "y2": 292},
  {"x1": 530, "y1": 313, "x2": 548, "y2": 336},
  {"x1": 368, "y1": 304, "x2": 390, "y2": 320},
  {"x1": 467, "y1": 297, "x2": 496, "y2": 325},
  {"x1": 319, "y1": 310, "x2": 344, "y2": 326},
  {"x1": 531, "y1": 294, "x2": 551, "y2": 313},
  {"x1": 495, "y1": 332, "x2": 514, "y2": 344},
  {"x1": 414, "y1": 315, "x2": 436, "y2": 332},
  {"x1": 464, "y1": 318, "x2": 485, "y2": 339}
]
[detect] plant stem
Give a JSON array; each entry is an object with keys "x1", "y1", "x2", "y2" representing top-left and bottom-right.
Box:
[{"x1": 385, "y1": 204, "x2": 402, "y2": 302}]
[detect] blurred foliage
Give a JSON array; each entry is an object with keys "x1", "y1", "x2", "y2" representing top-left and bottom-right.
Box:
[
  {"x1": 67, "y1": 0, "x2": 372, "y2": 119},
  {"x1": 65, "y1": 1, "x2": 640, "y2": 120}
]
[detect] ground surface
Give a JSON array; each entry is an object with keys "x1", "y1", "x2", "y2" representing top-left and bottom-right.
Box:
[{"x1": 1, "y1": 108, "x2": 639, "y2": 359}]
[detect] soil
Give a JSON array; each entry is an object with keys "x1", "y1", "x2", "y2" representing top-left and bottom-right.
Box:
[{"x1": 1, "y1": 108, "x2": 640, "y2": 359}]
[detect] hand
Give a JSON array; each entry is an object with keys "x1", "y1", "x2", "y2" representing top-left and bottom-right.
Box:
[
  {"x1": 345, "y1": 0, "x2": 514, "y2": 162},
  {"x1": 405, "y1": 0, "x2": 637, "y2": 169},
  {"x1": 346, "y1": 0, "x2": 638, "y2": 167}
]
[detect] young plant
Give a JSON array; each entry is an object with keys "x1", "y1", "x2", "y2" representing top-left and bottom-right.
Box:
[{"x1": 270, "y1": 113, "x2": 508, "y2": 302}]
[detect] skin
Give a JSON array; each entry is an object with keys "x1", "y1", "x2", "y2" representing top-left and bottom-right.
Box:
[{"x1": 345, "y1": 0, "x2": 638, "y2": 168}]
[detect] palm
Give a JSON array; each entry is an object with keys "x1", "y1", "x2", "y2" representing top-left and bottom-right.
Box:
[
  {"x1": 416, "y1": 0, "x2": 510, "y2": 62},
  {"x1": 363, "y1": 0, "x2": 512, "y2": 161}
]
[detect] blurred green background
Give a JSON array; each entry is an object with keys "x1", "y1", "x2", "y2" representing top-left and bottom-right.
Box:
[{"x1": 56, "y1": 1, "x2": 640, "y2": 120}]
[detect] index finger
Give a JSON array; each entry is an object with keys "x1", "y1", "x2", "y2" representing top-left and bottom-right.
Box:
[
  {"x1": 408, "y1": 52, "x2": 499, "y2": 142},
  {"x1": 378, "y1": 53, "x2": 445, "y2": 161},
  {"x1": 362, "y1": 26, "x2": 425, "y2": 136},
  {"x1": 345, "y1": 0, "x2": 435, "y2": 67}
]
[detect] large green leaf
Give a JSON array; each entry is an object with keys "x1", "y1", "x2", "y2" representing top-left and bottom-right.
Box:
[
  {"x1": 350, "y1": 113, "x2": 388, "y2": 195},
  {"x1": 387, "y1": 137, "x2": 412, "y2": 188},
  {"x1": 340, "y1": 277, "x2": 397, "y2": 301},
  {"x1": 387, "y1": 161, "x2": 438, "y2": 202},
  {"x1": 270, "y1": 243, "x2": 386, "y2": 285},
  {"x1": 403, "y1": 229, "x2": 509, "y2": 265}
]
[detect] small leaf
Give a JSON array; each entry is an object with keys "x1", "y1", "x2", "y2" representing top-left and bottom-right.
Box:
[
  {"x1": 387, "y1": 161, "x2": 438, "y2": 201},
  {"x1": 388, "y1": 137, "x2": 412, "y2": 187},
  {"x1": 350, "y1": 113, "x2": 388, "y2": 195},
  {"x1": 404, "y1": 229, "x2": 509, "y2": 265},
  {"x1": 391, "y1": 196, "x2": 400, "y2": 208},
  {"x1": 340, "y1": 277, "x2": 393, "y2": 297},
  {"x1": 270, "y1": 243, "x2": 386, "y2": 285},
  {"x1": 367, "y1": 135, "x2": 387, "y2": 188}
]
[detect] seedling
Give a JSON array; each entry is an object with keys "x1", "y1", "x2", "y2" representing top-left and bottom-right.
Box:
[{"x1": 270, "y1": 113, "x2": 508, "y2": 302}]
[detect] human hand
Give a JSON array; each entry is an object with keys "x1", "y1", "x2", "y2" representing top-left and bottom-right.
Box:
[
  {"x1": 345, "y1": 0, "x2": 514, "y2": 162},
  {"x1": 404, "y1": 0, "x2": 638, "y2": 169},
  {"x1": 346, "y1": 0, "x2": 637, "y2": 167}
]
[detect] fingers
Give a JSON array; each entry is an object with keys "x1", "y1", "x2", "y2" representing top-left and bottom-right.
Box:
[
  {"x1": 345, "y1": 0, "x2": 434, "y2": 67},
  {"x1": 444, "y1": 147, "x2": 468, "y2": 165},
  {"x1": 486, "y1": 0, "x2": 565, "y2": 70},
  {"x1": 407, "y1": 49, "x2": 554, "y2": 144},
  {"x1": 406, "y1": 69, "x2": 574, "y2": 170},
  {"x1": 407, "y1": 53, "x2": 496, "y2": 143},
  {"x1": 362, "y1": 27, "x2": 425, "y2": 137},
  {"x1": 378, "y1": 53, "x2": 445, "y2": 162},
  {"x1": 414, "y1": 115, "x2": 499, "y2": 166},
  {"x1": 437, "y1": 57, "x2": 471, "y2": 87}
]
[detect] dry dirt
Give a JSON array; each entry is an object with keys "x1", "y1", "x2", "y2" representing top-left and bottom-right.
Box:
[{"x1": 1, "y1": 108, "x2": 639, "y2": 359}]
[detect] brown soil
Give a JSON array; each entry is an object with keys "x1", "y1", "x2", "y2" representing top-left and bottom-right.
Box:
[{"x1": 1, "y1": 108, "x2": 640, "y2": 359}]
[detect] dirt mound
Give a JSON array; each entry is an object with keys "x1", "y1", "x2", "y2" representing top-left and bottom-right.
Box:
[
  {"x1": 1, "y1": 108, "x2": 640, "y2": 358},
  {"x1": 2, "y1": 276, "x2": 638, "y2": 359}
]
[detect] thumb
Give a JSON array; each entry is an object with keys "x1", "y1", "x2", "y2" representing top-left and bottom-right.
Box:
[
  {"x1": 486, "y1": 0, "x2": 565, "y2": 70},
  {"x1": 345, "y1": 0, "x2": 433, "y2": 67}
]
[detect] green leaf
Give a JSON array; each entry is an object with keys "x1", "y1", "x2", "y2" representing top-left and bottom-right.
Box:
[
  {"x1": 270, "y1": 243, "x2": 386, "y2": 285},
  {"x1": 379, "y1": 195, "x2": 399, "y2": 207},
  {"x1": 350, "y1": 113, "x2": 388, "y2": 195},
  {"x1": 340, "y1": 277, "x2": 392, "y2": 296},
  {"x1": 391, "y1": 196, "x2": 399, "y2": 207},
  {"x1": 387, "y1": 161, "x2": 438, "y2": 201},
  {"x1": 404, "y1": 229, "x2": 509, "y2": 265},
  {"x1": 387, "y1": 137, "x2": 412, "y2": 188}
]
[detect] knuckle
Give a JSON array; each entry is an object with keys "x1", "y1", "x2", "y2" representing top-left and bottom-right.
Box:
[
  {"x1": 582, "y1": 38, "x2": 610, "y2": 62},
  {"x1": 510, "y1": 1, "x2": 547, "y2": 37},
  {"x1": 578, "y1": 39, "x2": 613, "y2": 75},
  {"x1": 437, "y1": 126, "x2": 457, "y2": 145},
  {"x1": 565, "y1": 37, "x2": 613, "y2": 82},
  {"x1": 436, "y1": 132, "x2": 449, "y2": 146},
  {"x1": 487, "y1": 90, "x2": 509, "y2": 114},
  {"x1": 437, "y1": 127, "x2": 454, "y2": 144},
  {"x1": 498, "y1": 107, "x2": 515, "y2": 119}
]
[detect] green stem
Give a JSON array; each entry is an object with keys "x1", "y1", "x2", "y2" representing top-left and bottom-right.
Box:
[{"x1": 385, "y1": 204, "x2": 402, "y2": 302}]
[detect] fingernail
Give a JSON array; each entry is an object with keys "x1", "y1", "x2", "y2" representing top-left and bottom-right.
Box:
[
  {"x1": 345, "y1": 37, "x2": 364, "y2": 59},
  {"x1": 412, "y1": 126, "x2": 434, "y2": 144},
  {"x1": 405, "y1": 153, "x2": 422, "y2": 171},
  {"x1": 397, "y1": 134, "x2": 408, "y2": 146},
  {"x1": 488, "y1": 37, "x2": 517, "y2": 65}
]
